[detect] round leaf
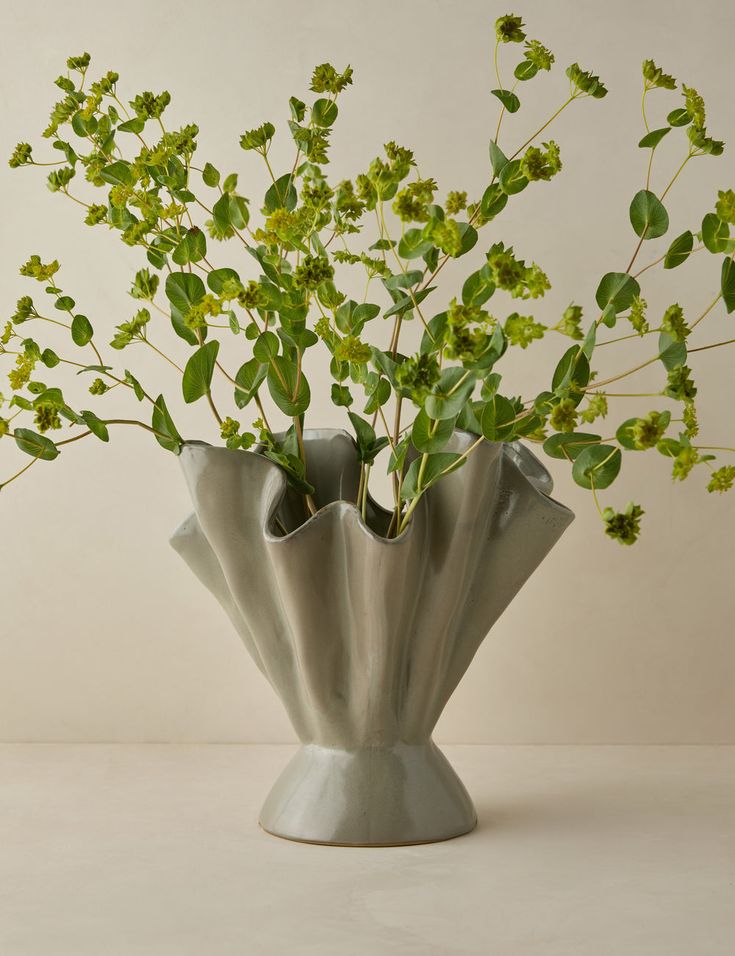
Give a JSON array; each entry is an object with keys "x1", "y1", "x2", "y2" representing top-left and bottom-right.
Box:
[
  {"x1": 499, "y1": 160, "x2": 528, "y2": 196},
  {"x1": 572, "y1": 444, "x2": 622, "y2": 490},
  {"x1": 629, "y1": 189, "x2": 669, "y2": 240},
  {"x1": 71, "y1": 314, "x2": 93, "y2": 346},
  {"x1": 424, "y1": 368, "x2": 475, "y2": 420},
  {"x1": 543, "y1": 432, "x2": 601, "y2": 461},
  {"x1": 595, "y1": 273, "x2": 640, "y2": 313},
  {"x1": 411, "y1": 409, "x2": 457, "y2": 453}
]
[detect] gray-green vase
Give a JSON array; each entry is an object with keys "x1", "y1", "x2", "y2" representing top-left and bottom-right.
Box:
[{"x1": 171, "y1": 429, "x2": 573, "y2": 846}]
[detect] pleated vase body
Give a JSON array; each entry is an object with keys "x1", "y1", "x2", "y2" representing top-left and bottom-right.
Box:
[{"x1": 172, "y1": 429, "x2": 573, "y2": 846}]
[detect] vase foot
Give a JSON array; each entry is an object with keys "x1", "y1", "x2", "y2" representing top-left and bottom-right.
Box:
[{"x1": 258, "y1": 741, "x2": 477, "y2": 846}]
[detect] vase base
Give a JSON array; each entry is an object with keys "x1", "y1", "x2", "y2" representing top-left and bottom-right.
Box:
[
  {"x1": 258, "y1": 820, "x2": 477, "y2": 848},
  {"x1": 259, "y1": 741, "x2": 477, "y2": 847}
]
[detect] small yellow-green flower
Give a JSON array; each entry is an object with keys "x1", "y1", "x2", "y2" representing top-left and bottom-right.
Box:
[
  {"x1": 707, "y1": 465, "x2": 735, "y2": 494},
  {"x1": 603, "y1": 502, "x2": 644, "y2": 545},
  {"x1": 549, "y1": 398, "x2": 578, "y2": 432},
  {"x1": 495, "y1": 14, "x2": 525, "y2": 43}
]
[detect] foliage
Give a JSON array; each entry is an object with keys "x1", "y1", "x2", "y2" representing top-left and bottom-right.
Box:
[{"x1": 2, "y1": 16, "x2": 734, "y2": 547}]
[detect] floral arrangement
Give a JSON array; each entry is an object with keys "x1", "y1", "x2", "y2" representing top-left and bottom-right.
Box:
[{"x1": 2, "y1": 13, "x2": 734, "y2": 544}]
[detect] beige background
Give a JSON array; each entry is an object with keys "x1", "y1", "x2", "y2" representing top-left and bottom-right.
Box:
[{"x1": 1, "y1": 0, "x2": 733, "y2": 743}]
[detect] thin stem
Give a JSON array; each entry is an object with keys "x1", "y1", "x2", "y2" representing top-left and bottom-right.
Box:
[
  {"x1": 143, "y1": 339, "x2": 184, "y2": 373},
  {"x1": 0, "y1": 452, "x2": 43, "y2": 489},
  {"x1": 688, "y1": 336, "x2": 735, "y2": 354},
  {"x1": 508, "y1": 96, "x2": 575, "y2": 162}
]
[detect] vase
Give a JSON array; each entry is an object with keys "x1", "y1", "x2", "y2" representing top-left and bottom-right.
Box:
[{"x1": 171, "y1": 429, "x2": 574, "y2": 846}]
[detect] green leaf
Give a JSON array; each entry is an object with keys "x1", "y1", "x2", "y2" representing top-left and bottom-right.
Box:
[
  {"x1": 182, "y1": 341, "x2": 220, "y2": 404},
  {"x1": 462, "y1": 265, "x2": 495, "y2": 306},
  {"x1": 400, "y1": 452, "x2": 463, "y2": 499},
  {"x1": 491, "y1": 89, "x2": 520, "y2": 113},
  {"x1": 312, "y1": 98, "x2": 339, "y2": 127},
  {"x1": 71, "y1": 314, "x2": 93, "y2": 346},
  {"x1": 41, "y1": 348, "x2": 60, "y2": 368},
  {"x1": 499, "y1": 159, "x2": 528, "y2": 196},
  {"x1": 595, "y1": 272, "x2": 640, "y2": 313},
  {"x1": 424, "y1": 367, "x2": 475, "y2": 420},
  {"x1": 239, "y1": 122, "x2": 275, "y2": 151},
  {"x1": 253, "y1": 331, "x2": 280, "y2": 363},
  {"x1": 658, "y1": 331, "x2": 686, "y2": 371},
  {"x1": 480, "y1": 394, "x2": 517, "y2": 441},
  {"x1": 99, "y1": 161, "x2": 133, "y2": 186},
  {"x1": 116, "y1": 117, "x2": 145, "y2": 134},
  {"x1": 616, "y1": 412, "x2": 670, "y2": 451},
  {"x1": 488, "y1": 140, "x2": 508, "y2": 176},
  {"x1": 543, "y1": 432, "x2": 601, "y2": 461},
  {"x1": 124, "y1": 369, "x2": 145, "y2": 401},
  {"x1": 13, "y1": 428, "x2": 59, "y2": 461},
  {"x1": 171, "y1": 227, "x2": 207, "y2": 265},
  {"x1": 580, "y1": 323, "x2": 597, "y2": 361},
  {"x1": 638, "y1": 127, "x2": 671, "y2": 149},
  {"x1": 383, "y1": 286, "x2": 435, "y2": 319},
  {"x1": 267, "y1": 355, "x2": 310, "y2": 416},
  {"x1": 207, "y1": 267, "x2": 240, "y2": 294},
  {"x1": 615, "y1": 419, "x2": 639, "y2": 451},
  {"x1": 151, "y1": 394, "x2": 182, "y2": 454},
  {"x1": 667, "y1": 107, "x2": 690, "y2": 127},
  {"x1": 552, "y1": 345, "x2": 591, "y2": 400},
  {"x1": 702, "y1": 213, "x2": 729, "y2": 254},
  {"x1": 601, "y1": 304, "x2": 617, "y2": 328},
  {"x1": 79, "y1": 409, "x2": 109, "y2": 442},
  {"x1": 363, "y1": 377, "x2": 391, "y2": 415},
  {"x1": 202, "y1": 162, "x2": 220, "y2": 187},
  {"x1": 234, "y1": 358, "x2": 266, "y2": 409},
  {"x1": 262, "y1": 174, "x2": 297, "y2": 214},
  {"x1": 165, "y1": 272, "x2": 205, "y2": 346},
  {"x1": 397, "y1": 228, "x2": 433, "y2": 260},
  {"x1": 722, "y1": 256, "x2": 735, "y2": 313},
  {"x1": 388, "y1": 435, "x2": 410, "y2": 474},
  {"x1": 629, "y1": 189, "x2": 669, "y2": 239},
  {"x1": 572, "y1": 444, "x2": 622, "y2": 490},
  {"x1": 514, "y1": 60, "x2": 538, "y2": 81},
  {"x1": 456, "y1": 222, "x2": 478, "y2": 257},
  {"x1": 411, "y1": 409, "x2": 457, "y2": 453},
  {"x1": 664, "y1": 230, "x2": 694, "y2": 269},
  {"x1": 480, "y1": 183, "x2": 508, "y2": 220},
  {"x1": 331, "y1": 384, "x2": 353, "y2": 407}
]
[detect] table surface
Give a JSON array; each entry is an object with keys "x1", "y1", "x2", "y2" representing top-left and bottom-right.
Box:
[{"x1": 1, "y1": 744, "x2": 733, "y2": 955}]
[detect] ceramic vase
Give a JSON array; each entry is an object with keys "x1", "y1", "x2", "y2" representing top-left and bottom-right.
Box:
[{"x1": 171, "y1": 429, "x2": 573, "y2": 846}]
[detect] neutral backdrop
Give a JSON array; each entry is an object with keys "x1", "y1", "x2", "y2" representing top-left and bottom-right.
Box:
[{"x1": 1, "y1": 0, "x2": 733, "y2": 743}]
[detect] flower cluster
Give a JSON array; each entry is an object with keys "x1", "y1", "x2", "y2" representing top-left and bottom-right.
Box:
[
  {"x1": 707, "y1": 465, "x2": 735, "y2": 494},
  {"x1": 661, "y1": 303, "x2": 688, "y2": 341},
  {"x1": 486, "y1": 243, "x2": 550, "y2": 299},
  {"x1": 495, "y1": 15, "x2": 525, "y2": 43},
  {"x1": 310, "y1": 63, "x2": 353, "y2": 95},
  {"x1": 556, "y1": 303, "x2": 584, "y2": 340},
  {"x1": 567, "y1": 63, "x2": 608, "y2": 99},
  {"x1": 631, "y1": 411, "x2": 668, "y2": 450},
  {"x1": 110, "y1": 308, "x2": 150, "y2": 349},
  {"x1": 293, "y1": 255, "x2": 334, "y2": 291},
  {"x1": 520, "y1": 141, "x2": 562, "y2": 181},
  {"x1": 642, "y1": 59, "x2": 676, "y2": 91},
  {"x1": 603, "y1": 503, "x2": 644, "y2": 545},
  {"x1": 395, "y1": 353, "x2": 440, "y2": 403},
  {"x1": 504, "y1": 312, "x2": 545, "y2": 348}
]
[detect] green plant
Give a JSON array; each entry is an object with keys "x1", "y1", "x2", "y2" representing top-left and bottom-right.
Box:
[{"x1": 2, "y1": 15, "x2": 734, "y2": 544}]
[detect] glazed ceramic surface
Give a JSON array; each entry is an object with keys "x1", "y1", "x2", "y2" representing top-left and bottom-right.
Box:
[{"x1": 171, "y1": 429, "x2": 574, "y2": 846}]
